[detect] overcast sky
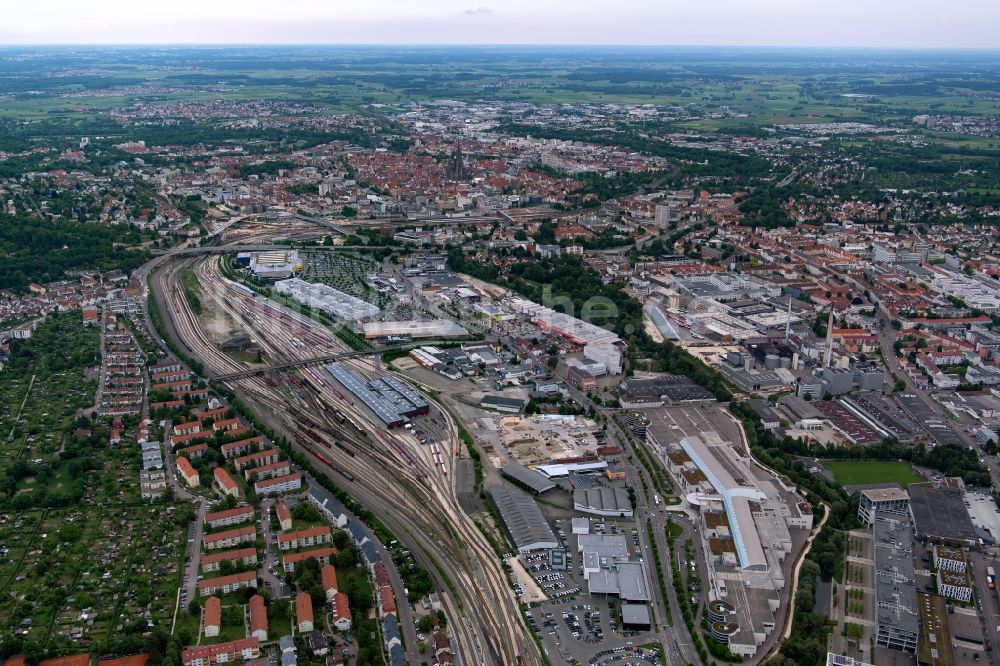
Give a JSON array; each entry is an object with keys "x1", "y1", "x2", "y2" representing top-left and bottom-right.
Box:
[{"x1": 0, "y1": 0, "x2": 996, "y2": 48}]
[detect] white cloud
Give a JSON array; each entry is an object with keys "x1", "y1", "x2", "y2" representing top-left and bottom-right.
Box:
[{"x1": 464, "y1": 6, "x2": 493, "y2": 15}]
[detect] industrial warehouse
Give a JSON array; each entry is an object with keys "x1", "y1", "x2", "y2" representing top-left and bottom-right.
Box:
[
  {"x1": 487, "y1": 483, "x2": 559, "y2": 553},
  {"x1": 238, "y1": 249, "x2": 301, "y2": 280},
  {"x1": 572, "y1": 487, "x2": 633, "y2": 518},
  {"x1": 507, "y1": 297, "x2": 624, "y2": 375},
  {"x1": 325, "y1": 363, "x2": 429, "y2": 428},
  {"x1": 650, "y1": 419, "x2": 815, "y2": 658},
  {"x1": 362, "y1": 319, "x2": 470, "y2": 340},
  {"x1": 276, "y1": 278, "x2": 381, "y2": 321}
]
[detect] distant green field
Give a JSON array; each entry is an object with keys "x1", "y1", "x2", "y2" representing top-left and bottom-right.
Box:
[{"x1": 823, "y1": 460, "x2": 923, "y2": 487}]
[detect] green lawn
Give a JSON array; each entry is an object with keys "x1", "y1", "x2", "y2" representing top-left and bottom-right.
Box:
[{"x1": 822, "y1": 460, "x2": 922, "y2": 487}]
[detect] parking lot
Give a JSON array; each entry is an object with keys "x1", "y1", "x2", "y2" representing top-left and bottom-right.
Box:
[
  {"x1": 524, "y1": 596, "x2": 660, "y2": 665},
  {"x1": 514, "y1": 513, "x2": 658, "y2": 665},
  {"x1": 965, "y1": 492, "x2": 1000, "y2": 541}
]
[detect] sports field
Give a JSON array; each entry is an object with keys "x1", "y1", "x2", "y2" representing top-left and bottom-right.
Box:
[{"x1": 822, "y1": 460, "x2": 923, "y2": 487}]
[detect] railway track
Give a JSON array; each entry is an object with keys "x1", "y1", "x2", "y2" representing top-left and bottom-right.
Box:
[{"x1": 152, "y1": 255, "x2": 539, "y2": 666}]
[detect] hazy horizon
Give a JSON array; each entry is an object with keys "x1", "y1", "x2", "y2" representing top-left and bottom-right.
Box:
[
  {"x1": 2, "y1": 44, "x2": 999, "y2": 51},
  {"x1": 1, "y1": 1, "x2": 997, "y2": 49}
]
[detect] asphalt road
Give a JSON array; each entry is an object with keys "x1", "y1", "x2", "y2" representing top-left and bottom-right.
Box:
[
  {"x1": 968, "y1": 550, "x2": 1000, "y2": 665},
  {"x1": 184, "y1": 502, "x2": 207, "y2": 603},
  {"x1": 258, "y1": 498, "x2": 290, "y2": 598},
  {"x1": 148, "y1": 257, "x2": 436, "y2": 664},
  {"x1": 563, "y1": 383, "x2": 699, "y2": 665}
]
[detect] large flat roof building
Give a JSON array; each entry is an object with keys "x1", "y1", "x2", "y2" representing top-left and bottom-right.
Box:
[
  {"x1": 362, "y1": 320, "x2": 469, "y2": 339},
  {"x1": 621, "y1": 375, "x2": 715, "y2": 404},
  {"x1": 573, "y1": 487, "x2": 633, "y2": 518},
  {"x1": 325, "y1": 363, "x2": 429, "y2": 428},
  {"x1": 916, "y1": 592, "x2": 955, "y2": 666},
  {"x1": 908, "y1": 482, "x2": 977, "y2": 547},
  {"x1": 500, "y1": 461, "x2": 556, "y2": 495},
  {"x1": 507, "y1": 297, "x2": 623, "y2": 374},
  {"x1": 873, "y1": 512, "x2": 918, "y2": 654},
  {"x1": 858, "y1": 486, "x2": 909, "y2": 525},
  {"x1": 276, "y1": 278, "x2": 379, "y2": 321},
  {"x1": 535, "y1": 461, "x2": 608, "y2": 479},
  {"x1": 487, "y1": 483, "x2": 558, "y2": 553},
  {"x1": 680, "y1": 436, "x2": 768, "y2": 571},
  {"x1": 673, "y1": 273, "x2": 782, "y2": 303}
]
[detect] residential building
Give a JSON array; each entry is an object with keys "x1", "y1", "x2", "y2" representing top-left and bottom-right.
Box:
[
  {"x1": 254, "y1": 472, "x2": 302, "y2": 496},
  {"x1": 176, "y1": 457, "x2": 200, "y2": 487},
  {"x1": 282, "y1": 547, "x2": 337, "y2": 573},
  {"x1": 332, "y1": 592, "x2": 351, "y2": 631},
  {"x1": 201, "y1": 548, "x2": 258, "y2": 573},
  {"x1": 296, "y1": 594, "x2": 314, "y2": 633},
  {"x1": 198, "y1": 571, "x2": 258, "y2": 597},
  {"x1": 179, "y1": 443, "x2": 209, "y2": 459},
  {"x1": 278, "y1": 526, "x2": 332, "y2": 551},
  {"x1": 377, "y1": 585, "x2": 397, "y2": 619},
  {"x1": 203, "y1": 596, "x2": 221, "y2": 638},
  {"x1": 203, "y1": 526, "x2": 256, "y2": 550},
  {"x1": 276, "y1": 503, "x2": 293, "y2": 531},
  {"x1": 214, "y1": 468, "x2": 239, "y2": 498},
  {"x1": 234, "y1": 449, "x2": 280, "y2": 472},
  {"x1": 250, "y1": 595, "x2": 268, "y2": 641},
  {"x1": 205, "y1": 505, "x2": 255, "y2": 529},
  {"x1": 182, "y1": 638, "x2": 260, "y2": 666},
  {"x1": 321, "y1": 564, "x2": 338, "y2": 602},
  {"x1": 245, "y1": 460, "x2": 291, "y2": 482},
  {"x1": 221, "y1": 436, "x2": 266, "y2": 459}
]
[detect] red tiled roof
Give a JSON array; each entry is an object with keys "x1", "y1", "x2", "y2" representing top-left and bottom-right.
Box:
[
  {"x1": 379, "y1": 586, "x2": 396, "y2": 614},
  {"x1": 201, "y1": 547, "x2": 257, "y2": 567},
  {"x1": 255, "y1": 472, "x2": 301, "y2": 489},
  {"x1": 282, "y1": 547, "x2": 337, "y2": 567},
  {"x1": 40, "y1": 656, "x2": 91, "y2": 666},
  {"x1": 214, "y1": 467, "x2": 238, "y2": 491},
  {"x1": 321, "y1": 564, "x2": 337, "y2": 591},
  {"x1": 296, "y1": 593, "x2": 313, "y2": 624},
  {"x1": 203, "y1": 596, "x2": 221, "y2": 629},
  {"x1": 182, "y1": 638, "x2": 259, "y2": 663},
  {"x1": 234, "y1": 449, "x2": 279, "y2": 468},
  {"x1": 205, "y1": 505, "x2": 254, "y2": 524},
  {"x1": 247, "y1": 460, "x2": 291, "y2": 478},
  {"x1": 203, "y1": 525, "x2": 256, "y2": 545},
  {"x1": 195, "y1": 407, "x2": 229, "y2": 421},
  {"x1": 176, "y1": 457, "x2": 197, "y2": 478},
  {"x1": 278, "y1": 525, "x2": 330, "y2": 544},
  {"x1": 172, "y1": 430, "x2": 212, "y2": 445},
  {"x1": 221, "y1": 436, "x2": 265, "y2": 453},
  {"x1": 198, "y1": 571, "x2": 257, "y2": 593},
  {"x1": 249, "y1": 595, "x2": 267, "y2": 634},
  {"x1": 333, "y1": 591, "x2": 350, "y2": 620}
]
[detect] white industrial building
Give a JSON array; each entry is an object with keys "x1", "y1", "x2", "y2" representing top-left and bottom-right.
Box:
[
  {"x1": 362, "y1": 320, "x2": 469, "y2": 339},
  {"x1": 275, "y1": 278, "x2": 380, "y2": 321},
  {"x1": 650, "y1": 424, "x2": 814, "y2": 658},
  {"x1": 249, "y1": 250, "x2": 300, "y2": 280},
  {"x1": 672, "y1": 273, "x2": 782, "y2": 304},
  {"x1": 926, "y1": 266, "x2": 1000, "y2": 313},
  {"x1": 507, "y1": 297, "x2": 623, "y2": 374}
]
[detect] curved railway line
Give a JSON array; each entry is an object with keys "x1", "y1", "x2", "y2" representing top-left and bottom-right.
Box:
[{"x1": 151, "y1": 255, "x2": 540, "y2": 666}]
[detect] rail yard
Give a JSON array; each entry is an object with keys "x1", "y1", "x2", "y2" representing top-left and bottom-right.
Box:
[{"x1": 149, "y1": 253, "x2": 540, "y2": 666}]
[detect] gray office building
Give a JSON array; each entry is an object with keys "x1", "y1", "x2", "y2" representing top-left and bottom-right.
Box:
[{"x1": 873, "y1": 512, "x2": 918, "y2": 654}]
